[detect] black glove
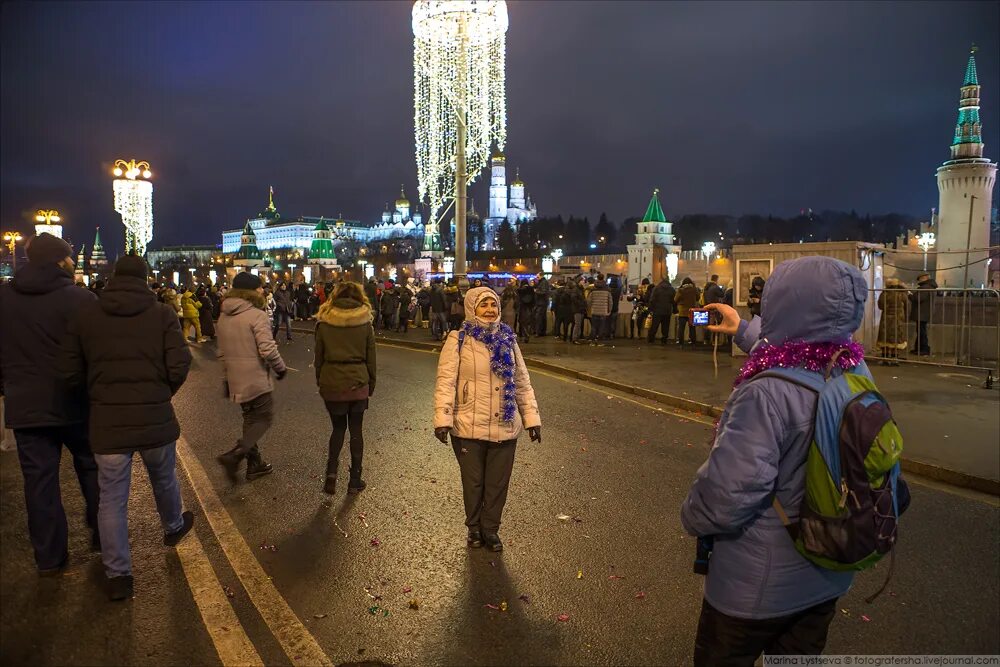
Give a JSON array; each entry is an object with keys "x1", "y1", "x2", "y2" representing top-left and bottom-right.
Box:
[
  {"x1": 369, "y1": 385, "x2": 375, "y2": 397},
  {"x1": 435, "y1": 427, "x2": 450, "y2": 444},
  {"x1": 222, "y1": 381, "x2": 230, "y2": 398},
  {"x1": 274, "y1": 368, "x2": 287, "y2": 381},
  {"x1": 528, "y1": 426, "x2": 541, "y2": 443}
]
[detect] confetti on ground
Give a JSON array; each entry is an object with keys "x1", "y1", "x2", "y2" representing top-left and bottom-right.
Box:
[
  {"x1": 358, "y1": 513, "x2": 369, "y2": 528},
  {"x1": 556, "y1": 514, "x2": 572, "y2": 521},
  {"x1": 489, "y1": 561, "x2": 497, "y2": 568},
  {"x1": 313, "y1": 613, "x2": 327, "y2": 619},
  {"x1": 840, "y1": 608, "x2": 850, "y2": 616},
  {"x1": 577, "y1": 570, "x2": 584, "y2": 579},
  {"x1": 332, "y1": 518, "x2": 348, "y2": 538},
  {"x1": 609, "y1": 575, "x2": 625, "y2": 580},
  {"x1": 518, "y1": 594, "x2": 531, "y2": 604},
  {"x1": 557, "y1": 614, "x2": 570, "y2": 622},
  {"x1": 258, "y1": 541, "x2": 278, "y2": 552},
  {"x1": 861, "y1": 614, "x2": 872, "y2": 622},
  {"x1": 370, "y1": 537, "x2": 381, "y2": 547},
  {"x1": 223, "y1": 585, "x2": 235, "y2": 598},
  {"x1": 639, "y1": 439, "x2": 648, "y2": 445},
  {"x1": 635, "y1": 591, "x2": 647, "y2": 599},
  {"x1": 485, "y1": 603, "x2": 500, "y2": 610},
  {"x1": 402, "y1": 586, "x2": 413, "y2": 594},
  {"x1": 408, "y1": 599, "x2": 420, "y2": 610},
  {"x1": 460, "y1": 447, "x2": 468, "y2": 453},
  {"x1": 889, "y1": 592, "x2": 897, "y2": 597},
  {"x1": 500, "y1": 600, "x2": 508, "y2": 612}
]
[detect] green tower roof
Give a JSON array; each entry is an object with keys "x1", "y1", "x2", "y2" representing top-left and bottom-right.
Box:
[
  {"x1": 93, "y1": 227, "x2": 103, "y2": 250},
  {"x1": 236, "y1": 222, "x2": 262, "y2": 261},
  {"x1": 314, "y1": 218, "x2": 330, "y2": 232},
  {"x1": 641, "y1": 189, "x2": 667, "y2": 223},
  {"x1": 964, "y1": 49, "x2": 979, "y2": 86}
]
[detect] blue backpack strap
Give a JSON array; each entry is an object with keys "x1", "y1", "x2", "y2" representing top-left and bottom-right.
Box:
[{"x1": 457, "y1": 329, "x2": 465, "y2": 354}]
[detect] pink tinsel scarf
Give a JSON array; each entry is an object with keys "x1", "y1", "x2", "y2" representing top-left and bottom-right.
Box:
[{"x1": 733, "y1": 340, "x2": 866, "y2": 388}]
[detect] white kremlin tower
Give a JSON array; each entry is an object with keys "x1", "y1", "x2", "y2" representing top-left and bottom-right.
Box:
[
  {"x1": 484, "y1": 149, "x2": 537, "y2": 250},
  {"x1": 935, "y1": 47, "x2": 997, "y2": 288}
]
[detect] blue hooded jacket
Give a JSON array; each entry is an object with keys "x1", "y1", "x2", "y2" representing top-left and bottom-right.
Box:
[{"x1": 680, "y1": 256, "x2": 868, "y2": 619}]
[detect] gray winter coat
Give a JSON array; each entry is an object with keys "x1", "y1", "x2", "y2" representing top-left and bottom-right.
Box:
[
  {"x1": 681, "y1": 256, "x2": 865, "y2": 619},
  {"x1": 216, "y1": 289, "x2": 286, "y2": 403}
]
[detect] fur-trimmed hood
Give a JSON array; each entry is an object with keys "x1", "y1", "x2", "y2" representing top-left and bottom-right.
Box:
[
  {"x1": 222, "y1": 288, "x2": 266, "y2": 315},
  {"x1": 317, "y1": 297, "x2": 372, "y2": 327}
]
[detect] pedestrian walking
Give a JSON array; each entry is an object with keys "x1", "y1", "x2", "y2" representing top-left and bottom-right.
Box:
[
  {"x1": 748, "y1": 276, "x2": 765, "y2": 318},
  {"x1": 433, "y1": 287, "x2": 541, "y2": 552},
  {"x1": 500, "y1": 279, "x2": 518, "y2": 329},
  {"x1": 446, "y1": 280, "x2": 464, "y2": 332},
  {"x1": 570, "y1": 280, "x2": 588, "y2": 343},
  {"x1": 646, "y1": 277, "x2": 676, "y2": 344},
  {"x1": 674, "y1": 277, "x2": 700, "y2": 345},
  {"x1": 909, "y1": 272, "x2": 936, "y2": 356},
  {"x1": 60, "y1": 255, "x2": 195, "y2": 601},
  {"x1": 0, "y1": 233, "x2": 100, "y2": 575},
  {"x1": 429, "y1": 279, "x2": 449, "y2": 340},
  {"x1": 877, "y1": 278, "x2": 909, "y2": 366},
  {"x1": 551, "y1": 280, "x2": 574, "y2": 342},
  {"x1": 416, "y1": 282, "x2": 431, "y2": 329},
  {"x1": 703, "y1": 274, "x2": 724, "y2": 306},
  {"x1": 516, "y1": 279, "x2": 535, "y2": 343},
  {"x1": 180, "y1": 286, "x2": 206, "y2": 343},
  {"x1": 684, "y1": 256, "x2": 909, "y2": 665},
  {"x1": 215, "y1": 272, "x2": 286, "y2": 481},
  {"x1": 380, "y1": 280, "x2": 400, "y2": 332},
  {"x1": 196, "y1": 285, "x2": 216, "y2": 340},
  {"x1": 272, "y1": 282, "x2": 293, "y2": 341},
  {"x1": 396, "y1": 280, "x2": 413, "y2": 333},
  {"x1": 607, "y1": 275, "x2": 623, "y2": 338},
  {"x1": 619, "y1": 281, "x2": 635, "y2": 338},
  {"x1": 294, "y1": 281, "x2": 311, "y2": 320},
  {"x1": 314, "y1": 282, "x2": 376, "y2": 495},
  {"x1": 633, "y1": 278, "x2": 652, "y2": 338}
]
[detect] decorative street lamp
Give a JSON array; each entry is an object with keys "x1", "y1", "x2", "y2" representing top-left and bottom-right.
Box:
[
  {"x1": 34, "y1": 209, "x2": 63, "y2": 238},
  {"x1": 917, "y1": 232, "x2": 936, "y2": 271},
  {"x1": 551, "y1": 248, "x2": 564, "y2": 270},
  {"x1": 112, "y1": 158, "x2": 154, "y2": 255},
  {"x1": 413, "y1": 0, "x2": 508, "y2": 281},
  {"x1": 3, "y1": 231, "x2": 24, "y2": 272},
  {"x1": 701, "y1": 241, "x2": 716, "y2": 281}
]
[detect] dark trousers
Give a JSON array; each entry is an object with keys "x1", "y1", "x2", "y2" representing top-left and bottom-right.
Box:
[
  {"x1": 518, "y1": 307, "x2": 533, "y2": 339},
  {"x1": 915, "y1": 321, "x2": 930, "y2": 354},
  {"x1": 677, "y1": 316, "x2": 697, "y2": 344},
  {"x1": 13, "y1": 426, "x2": 100, "y2": 569},
  {"x1": 693, "y1": 597, "x2": 838, "y2": 667},
  {"x1": 324, "y1": 406, "x2": 364, "y2": 476},
  {"x1": 452, "y1": 436, "x2": 516, "y2": 533},
  {"x1": 635, "y1": 310, "x2": 649, "y2": 337},
  {"x1": 554, "y1": 315, "x2": 571, "y2": 341},
  {"x1": 647, "y1": 312, "x2": 672, "y2": 343},
  {"x1": 534, "y1": 304, "x2": 548, "y2": 336},
  {"x1": 590, "y1": 315, "x2": 607, "y2": 340},
  {"x1": 236, "y1": 392, "x2": 273, "y2": 456},
  {"x1": 431, "y1": 311, "x2": 449, "y2": 340},
  {"x1": 272, "y1": 310, "x2": 292, "y2": 340}
]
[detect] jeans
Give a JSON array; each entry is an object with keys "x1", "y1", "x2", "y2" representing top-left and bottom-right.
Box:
[
  {"x1": 13, "y1": 426, "x2": 100, "y2": 569},
  {"x1": 236, "y1": 392, "x2": 274, "y2": 456},
  {"x1": 272, "y1": 310, "x2": 292, "y2": 340},
  {"x1": 677, "y1": 316, "x2": 697, "y2": 344},
  {"x1": 518, "y1": 307, "x2": 533, "y2": 339},
  {"x1": 95, "y1": 442, "x2": 184, "y2": 577},
  {"x1": 647, "y1": 312, "x2": 672, "y2": 343},
  {"x1": 572, "y1": 313, "x2": 584, "y2": 341},
  {"x1": 590, "y1": 315, "x2": 607, "y2": 340},
  {"x1": 693, "y1": 597, "x2": 838, "y2": 667},
  {"x1": 915, "y1": 321, "x2": 930, "y2": 354},
  {"x1": 431, "y1": 312, "x2": 449, "y2": 339},
  {"x1": 452, "y1": 436, "x2": 517, "y2": 533},
  {"x1": 534, "y1": 304, "x2": 549, "y2": 336}
]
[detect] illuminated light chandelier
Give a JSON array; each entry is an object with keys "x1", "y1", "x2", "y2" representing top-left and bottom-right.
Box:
[
  {"x1": 413, "y1": 0, "x2": 507, "y2": 263},
  {"x1": 112, "y1": 158, "x2": 154, "y2": 255}
]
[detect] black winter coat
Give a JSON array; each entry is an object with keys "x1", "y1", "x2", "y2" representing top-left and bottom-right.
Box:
[
  {"x1": 60, "y1": 276, "x2": 192, "y2": 454},
  {"x1": 648, "y1": 280, "x2": 676, "y2": 316},
  {"x1": 0, "y1": 263, "x2": 96, "y2": 428},
  {"x1": 430, "y1": 286, "x2": 446, "y2": 313},
  {"x1": 909, "y1": 279, "x2": 937, "y2": 323}
]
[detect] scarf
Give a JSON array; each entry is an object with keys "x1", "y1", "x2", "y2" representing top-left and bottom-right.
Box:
[
  {"x1": 733, "y1": 340, "x2": 865, "y2": 388},
  {"x1": 460, "y1": 320, "x2": 518, "y2": 423}
]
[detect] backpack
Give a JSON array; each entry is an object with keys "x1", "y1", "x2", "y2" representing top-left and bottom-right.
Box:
[{"x1": 755, "y1": 352, "x2": 910, "y2": 601}]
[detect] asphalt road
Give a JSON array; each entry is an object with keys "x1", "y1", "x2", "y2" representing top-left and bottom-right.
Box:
[{"x1": 2, "y1": 337, "x2": 998, "y2": 666}]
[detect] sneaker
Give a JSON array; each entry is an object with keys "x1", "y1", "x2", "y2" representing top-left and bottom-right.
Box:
[
  {"x1": 197, "y1": 337, "x2": 209, "y2": 343},
  {"x1": 107, "y1": 575, "x2": 134, "y2": 601},
  {"x1": 216, "y1": 447, "x2": 244, "y2": 481},
  {"x1": 164, "y1": 511, "x2": 194, "y2": 546},
  {"x1": 246, "y1": 450, "x2": 273, "y2": 480}
]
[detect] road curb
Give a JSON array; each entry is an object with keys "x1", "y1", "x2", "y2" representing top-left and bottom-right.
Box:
[{"x1": 298, "y1": 327, "x2": 1000, "y2": 495}]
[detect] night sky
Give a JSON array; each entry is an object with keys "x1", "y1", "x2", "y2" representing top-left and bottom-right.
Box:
[{"x1": 2, "y1": 1, "x2": 997, "y2": 256}]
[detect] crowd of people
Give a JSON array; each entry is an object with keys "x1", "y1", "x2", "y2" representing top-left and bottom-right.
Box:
[{"x1": 1, "y1": 233, "x2": 913, "y2": 665}]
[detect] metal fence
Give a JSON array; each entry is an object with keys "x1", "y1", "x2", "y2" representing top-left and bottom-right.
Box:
[{"x1": 860, "y1": 287, "x2": 999, "y2": 381}]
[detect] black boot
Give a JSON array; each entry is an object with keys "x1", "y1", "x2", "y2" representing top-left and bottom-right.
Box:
[
  {"x1": 245, "y1": 448, "x2": 273, "y2": 481},
  {"x1": 216, "y1": 446, "x2": 245, "y2": 481},
  {"x1": 483, "y1": 532, "x2": 503, "y2": 552},
  {"x1": 467, "y1": 529, "x2": 484, "y2": 548},
  {"x1": 347, "y1": 465, "x2": 366, "y2": 494},
  {"x1": 107, "y1": 575, "x2": 134, "y2": 602}
]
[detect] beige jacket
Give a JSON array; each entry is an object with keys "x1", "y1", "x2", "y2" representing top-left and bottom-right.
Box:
[
  {"x1": 216, "y1": 290, "x2": 286, "y2": 403},
  {"x1": 433, "y1": 287, "x2": 540, "y2": 442}
]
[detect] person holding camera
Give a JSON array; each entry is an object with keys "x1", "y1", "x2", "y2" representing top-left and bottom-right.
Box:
[
  {"x1": 433, "y1": 287, "x2": 541, "y2": 553},
  {"x1": 681, "y1": 256, "x2": 867, "y2": 665}
]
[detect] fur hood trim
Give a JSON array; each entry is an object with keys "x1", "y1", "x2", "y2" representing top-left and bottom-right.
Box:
[
  {"x1": 317, "y1": 300, "x2": 372, "y2": 327},
  {"x1": 223, "y1": 288, "x2": 265, "y2": 310}
]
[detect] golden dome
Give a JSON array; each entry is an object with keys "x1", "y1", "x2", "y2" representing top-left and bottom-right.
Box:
[
  {"x1": 511, "y1": 167, "x2": 524, "y2": 186},
  {"x1": 395, "y1": 185, "x2": 410, "y2": 208}
]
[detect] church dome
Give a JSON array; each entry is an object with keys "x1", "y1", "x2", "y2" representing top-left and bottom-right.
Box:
[
  {"x1": 395, "y1": 185, "x2": 410, "y2": 208},
  {"x1": 511, "y1": 167, "x2": 524, "y2": 186}
]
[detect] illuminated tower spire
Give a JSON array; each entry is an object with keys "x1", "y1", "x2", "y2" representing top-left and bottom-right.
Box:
[
  {"x1": 950, "y1": 45, "x2": 985, "y2": 160},
  {"x1": 90, "y1": 227, "x2": 108, "y2": 271}
]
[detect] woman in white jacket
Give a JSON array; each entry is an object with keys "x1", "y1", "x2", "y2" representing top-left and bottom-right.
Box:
[{"x1": 434, "y1": 286, "x2": 541, "y2": 552}]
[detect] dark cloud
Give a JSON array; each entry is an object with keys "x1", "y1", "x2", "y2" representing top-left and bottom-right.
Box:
[{"x1": 2, "y1": 0, "x2": 996, "y2": 255}]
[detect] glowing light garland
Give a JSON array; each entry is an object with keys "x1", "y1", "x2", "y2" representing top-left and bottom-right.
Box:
[
  {"x1": 112, "y1": 159, "x2": 154, "y2": 254},
  {"x1": 413, "y1": 0, "x2": 507, "y2": 245}
]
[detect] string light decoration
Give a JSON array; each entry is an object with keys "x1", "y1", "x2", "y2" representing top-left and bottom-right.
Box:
[
  {"x1": 112, "y1": 159, "x2": 154, "y2": 254},
  {"x1": 413, "y1": 0, "x2": 508, "y2": 255}
]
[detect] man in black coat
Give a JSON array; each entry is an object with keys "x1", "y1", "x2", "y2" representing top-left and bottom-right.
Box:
[
  {"x1": 909, "y1": 272, "x2": 937, "y2": 355},
  {"x1": 0, "y1": 233, "x2": 100, "y2": 575},
  {"x1": 533, "y1": 273, "x2": 552, "y2": 337},
  {"x1": 429, "y1": 280, "x2": 448, "y2": 340},
  {"x1": 646, "y1": 278, "x2": 676, "y2": 344},
  {"x1": 703, "y1": 274, "x2": 724, "y2": 305},
  {"x1": 60, "y1": 255, "x2": 194, "y2": 600}
]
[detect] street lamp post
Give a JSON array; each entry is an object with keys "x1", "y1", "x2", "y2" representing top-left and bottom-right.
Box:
[
  {"x1": 3, "y1": 231, "x2": 24, "y2": 273},
  {"x1": 917, "y1": 232, "x2": 935, "y2": 271},
  {"x1": 34, "y1": 209, "x2": 63, "y2": 238},
  {"x1": 701, "y1": 241, "x2": 716, "y2": 282}
]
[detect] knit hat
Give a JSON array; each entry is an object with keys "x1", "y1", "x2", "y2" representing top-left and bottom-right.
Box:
[
  {"x1": 464, "y1": 286, "x2": 500, "y2": 324},
  {"x1": 233, "y1": 271, "x2": 262, "y2": 290},
  {"x1": 26, "y1": 233, "x2": 73, "y2": 265},
  {"x1": 113, "y1": 254, "x2": 149, "y2": 280}
]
